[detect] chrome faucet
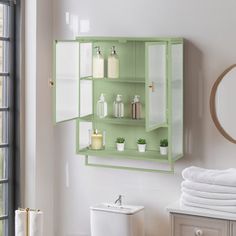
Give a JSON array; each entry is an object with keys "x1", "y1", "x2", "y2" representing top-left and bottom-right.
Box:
[{"x1": 114, "y1": 195, "x2": 123, "y2": 206}]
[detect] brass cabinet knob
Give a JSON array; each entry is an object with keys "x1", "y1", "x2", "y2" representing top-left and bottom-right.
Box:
[
  {"x1": 49, "y1": 80, "x2": 54, "y2": 87},
  {"x1": 148, "y1": 82, "x2": 154, "y2": 92}
]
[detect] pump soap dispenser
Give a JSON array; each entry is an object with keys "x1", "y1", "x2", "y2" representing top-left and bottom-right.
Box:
[
  {"x1": 97, "y1": 93, "x2": 108, "y2": 118},
  {"x1": 93, "y1": 46, "x2": 104, "y2": 78},
  {"x1": 108, "y1": 46, "x2": 119, "y2": 79}
]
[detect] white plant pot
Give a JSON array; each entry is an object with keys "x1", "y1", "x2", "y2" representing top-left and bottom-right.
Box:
[
  {"x1": 138, "y1": 144, "x2": 146, "y2": 152},
  {"x1": 117, "y1": 143, "x2": 125, "y2": 151},
  {"x1": 160, "y1": 146, "x2": 168, "y2": 155}
]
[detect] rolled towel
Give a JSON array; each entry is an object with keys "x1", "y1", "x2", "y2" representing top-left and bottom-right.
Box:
[
  {"x1": 182, "y1": 180, "x2": 236, "y2": 194},
  {"x1": 181, "y1": 198, "x2": 236, "y2": 214},
  {"x1": 182, "y1": 187, "x2": 236, "y2": 200},
  {"x1": 29, "y1": 211, "x2": 43, "y2": 236},
  {"x1": 15, "y1": 210, "x2": 27, "y2": 236},
  {"x1": 182, "y1": 192, "x2": 236, "y2": 206},
  {"x1": 182, "y1": 166, "x2": 236, "y2": 187}
]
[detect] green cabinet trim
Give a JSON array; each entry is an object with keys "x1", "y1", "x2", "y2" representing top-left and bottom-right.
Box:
[
  {"x1": 85, "y1": 156, "x2": 175, "y2": 174},
  {"x1": 54, "y1": 36, "x2": 184, "y2": 173}
]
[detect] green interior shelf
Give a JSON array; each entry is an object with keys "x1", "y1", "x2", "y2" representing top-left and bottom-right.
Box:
[
  {"x1": 53, "y1": 36, "x2": 184, "y2": 173},
  {"x1": 78, "y1": 147, "x2": 169, "y2": 162},
  {"x1": 80, "y1": 77, "x2": 145, "y2": 84},
  {"x1": 79, "y1": 115, "x2": 169, "y2": 127}
]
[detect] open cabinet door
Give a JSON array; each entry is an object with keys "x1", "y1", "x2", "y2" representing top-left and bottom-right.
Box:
[
  {"x1": 54, "y1": 41, "x2": 80, "y2": 123},
  {"x1": 170, "y1": 42, "x2": 183, "y2": 159},
  {"x1": 145, "y1": 42, "x2": 167, "y2": 131}
]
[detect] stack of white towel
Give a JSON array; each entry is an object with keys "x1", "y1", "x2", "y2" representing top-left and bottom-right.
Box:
[
  {"x1": 15, "y1": 209, "x2": 43, "y2": 236},
  {"x1": 181, "y1": 166, "x2": 236, "y2": 213}
]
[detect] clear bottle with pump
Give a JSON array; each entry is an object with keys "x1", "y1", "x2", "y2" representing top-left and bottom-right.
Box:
[
  {"x1": 97, "y1": 93, "x2": 107, "y2": 118},
  {"x1": 108, "y1": 46, "x2": 119, "y2": 79},
  {"x1": 131, "y1": 95, "x2": 141, "y2": 119},
  {"x1": 113, "y1": 94, "x2": 124, "y2": 118},
  {"x1": 93, "y1": 46, "x2": 104, "y2": 78}
]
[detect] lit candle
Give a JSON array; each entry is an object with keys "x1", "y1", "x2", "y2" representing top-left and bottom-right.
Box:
[{"x1": 91, "y1": 129, "x2": 103, "y2": 150}]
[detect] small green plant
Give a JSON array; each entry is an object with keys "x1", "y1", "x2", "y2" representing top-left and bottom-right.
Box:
[
  {"x1": 160, "y1": 139, "x2": 168, "y2": 147},
  {"x1": 137, "y1": 138, "x2": 146, "y2": 145},
  {"x1": 116, "y1": 137, "x2": 125, "y2": 143}
]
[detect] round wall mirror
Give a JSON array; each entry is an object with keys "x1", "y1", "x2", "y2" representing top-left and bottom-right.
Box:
[{"x1": 210, "y1": 64, "x2": 236, "y2": 144}]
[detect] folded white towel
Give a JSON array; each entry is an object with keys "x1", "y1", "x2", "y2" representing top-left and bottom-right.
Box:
[
  {"x1": 29, "y1": 211, "x2": 43, "y2": 236},
  {"x1": 181, "y1": 198, "x2": 236, "y2": 214},
  {"x1": 182, "y1": 180, "x2": 236, "y2": 194},
  {"x1": 182, "y1": 166, "x2": 236, "y2": 187},
  {"x1": 15, "y1": 210, "x2": 27, "y2": 236},
  {"x1": 182, "y1": 193, "x2": 236, "y2": 206},
  {"x1": 182, "y1": 187, "x2": 236, "y2": 200}
]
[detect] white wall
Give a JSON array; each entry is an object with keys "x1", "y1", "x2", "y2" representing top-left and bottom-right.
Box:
[
  {"x1": 25, "y1": 0, "x2": 55, "y2": 235},
  {"x1": 32, "y1": 0, "x2": 236, "y2": 235}
]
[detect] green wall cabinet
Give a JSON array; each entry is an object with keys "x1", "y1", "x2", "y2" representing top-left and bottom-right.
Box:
[{"x1": 53, "y1": 37, "x2": 184, "y2": 173}]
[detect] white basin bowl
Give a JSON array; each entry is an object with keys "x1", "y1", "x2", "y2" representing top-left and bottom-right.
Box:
[{"x1": 91, "y1": 203, "x2": 144, "y2": 215}]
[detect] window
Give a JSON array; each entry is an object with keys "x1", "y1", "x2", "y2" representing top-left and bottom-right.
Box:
[{"x1": 0, "y1": 0, "x2": 15, "y2": 235}]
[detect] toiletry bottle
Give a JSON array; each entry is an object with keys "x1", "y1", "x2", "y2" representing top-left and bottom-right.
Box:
[
  {"x1": 93, "y1": 46, "x2": 104, "y2": 78},
  {"x1": 108, "y1": 46, "x2": 119, "y2": 79},
  {"x1": 97, "y1": 93, "x2": 107, "y2": 118},
  {"x1": 113, "y1": 94, "x2": 124, "y2": 118},
  {"x1": 131, "y1": 95, "x2": 141, "y2": 119}
]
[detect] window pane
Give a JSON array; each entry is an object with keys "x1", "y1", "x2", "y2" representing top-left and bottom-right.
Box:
[
  {"x1": 0, "y1": 220, "x2": 7, "y2": 236},
  {"x1": 0, "y1": 112, "x2": 8, "y2": 144},
  {"x1": 0, "y1": 41, "x2": 9, "y2": 73},
  {"x1": 0, "y1": 183, "x2": 7, "y2": 216},
  {"x1": 0, "y1": 149, "x2": 7, "y2": 179},
  {"x1": 0, "y1": 4, "x2": 9, "y2": 37},
  {"x1": 0, "y1": 76, "x2": 8, "y2": 107}
]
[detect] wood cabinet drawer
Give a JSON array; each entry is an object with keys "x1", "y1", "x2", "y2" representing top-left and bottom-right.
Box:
[
  {"x1": 172, "y1": 214, "x2": 229, "y2": 236},
  {"x1": 231, "y1": 221, "x2": 236, "y2": 236}
]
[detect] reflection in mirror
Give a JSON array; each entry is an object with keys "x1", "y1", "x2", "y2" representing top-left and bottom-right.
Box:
[{"x1": 210, "y1": 64, "x2": 236, "y2": 143}]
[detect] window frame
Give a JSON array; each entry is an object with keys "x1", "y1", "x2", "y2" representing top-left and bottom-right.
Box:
[{"x1": 0, "y1": 0, "x2": 16, "y2": 235}]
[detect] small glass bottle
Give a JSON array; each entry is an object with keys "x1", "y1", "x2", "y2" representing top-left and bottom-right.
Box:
[
  {"x1": 97, "y1": 93, "x2": 107, "y2": 118},
  {"x1": 113, "y1": 94, "x2": 124, "y2": 118},
  {"x1": 93, "y1": 46, "x2": 104, "y2": 78},
  {"x1": 131, "y1": 95, "x2": 141, "y2": 119},
  {"x1": 108, "y1": 46, "x2": 119, "y2": 79}
]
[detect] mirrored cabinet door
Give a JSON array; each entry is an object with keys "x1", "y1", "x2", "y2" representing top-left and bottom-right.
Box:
[{"x1": 145, "y1": 42, "x2": 167, "y2": 131}]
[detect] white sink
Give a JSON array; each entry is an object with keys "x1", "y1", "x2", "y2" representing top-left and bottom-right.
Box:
[{"x1": 90, "y1": 203, "x2": 144, "y2": 215}]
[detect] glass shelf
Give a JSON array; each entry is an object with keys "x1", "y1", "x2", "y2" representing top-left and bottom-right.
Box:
[
  {"x1": 78, "y1": 147, "x2": 169, "y2": 162},
  {"x1": 79, "y1": 115, "x2": 168, "y2": 127},
  {"x1": 80, "y1": 77, "x2": 145, "y2": 84}
]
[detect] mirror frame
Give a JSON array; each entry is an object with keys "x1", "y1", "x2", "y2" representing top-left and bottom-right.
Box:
[{"x1": 210, "y1": 64, "x2": 236, "y2": 144}]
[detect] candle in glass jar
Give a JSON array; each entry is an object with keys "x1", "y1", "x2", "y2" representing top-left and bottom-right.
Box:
[{"x1": 91, "y1": 130, "x2": 103, "y2": 150}]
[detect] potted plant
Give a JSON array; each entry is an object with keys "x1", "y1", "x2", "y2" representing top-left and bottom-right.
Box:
[
  {"x1": 137, "y1": 138, "x2": 146, "y2": 152},
  {"x1": 160, "y1": 139, "x2": 168, "y2": 155},
  {"x1": 116, "y1": 137, "x2": 125, "y2": 151}
]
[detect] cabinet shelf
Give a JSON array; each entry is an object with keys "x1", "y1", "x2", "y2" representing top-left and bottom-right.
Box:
[
  {"x1": 79, "y1": 115, "x2": 168, "y2": 127},
  {"x1": 80, "y1": 77, "x2": 145, "y2": 84},
  {"x1": 78, "y1": 147, "x2": 169, "y2": 163}
]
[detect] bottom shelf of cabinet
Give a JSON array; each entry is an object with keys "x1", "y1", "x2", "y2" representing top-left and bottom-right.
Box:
[
  {"x1": 78, "y1": 147, "x2": 170, "y2": 163},
  {"x1": 77, "y1": 148, "x2": 183, "y2": 173}
]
